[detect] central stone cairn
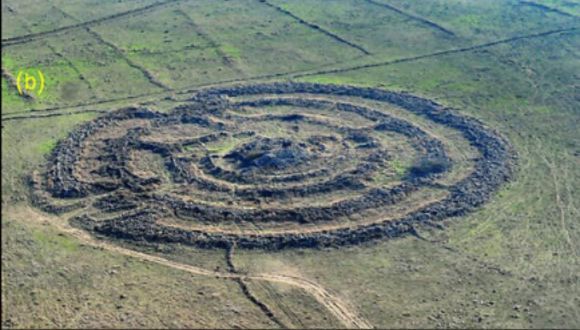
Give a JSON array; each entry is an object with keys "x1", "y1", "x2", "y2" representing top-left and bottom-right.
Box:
[
  {"x1": 224, "y1": 137, "x2": 314, "y2": 172},
  {"x1": 33, "y1": 83, "x2": 515, "y2": 250}
]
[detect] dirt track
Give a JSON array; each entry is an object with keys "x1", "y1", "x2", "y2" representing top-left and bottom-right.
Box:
[
  {"x1": 26, "y1": 82, "x2": 516, "y2": 327},
  {"x1": 26, "y1": 207, "x2": 372, "y2": 329}
]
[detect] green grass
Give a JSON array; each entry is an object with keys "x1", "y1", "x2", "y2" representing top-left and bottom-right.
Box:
[
  {"x1": 390, "y1": 159, "x2": 407, "y2": 176},
  {"x1": 1, "y1": 77, "x2": 28, "y2": 111},
  {"x1": 272, "y1": 0, "x2": 459, "y2": 55},
  {"x1": 2, "y1": 0, "x2": 579, "y2": 328},
  {"x1": 2, "y1": 213, "x2": 278, "y2": 329},
  {"x1": 35, "y1": 139, "x2": 57, "y2": 155},
  {"x1": 205, "y1": 137, "x2": 244, "y2": 154},
  {"x1": 379, "y1": 0, "x2": 579, "y2": 41},
  {"x1": 523, "y1": 0, "x2": 580, "y2": 16},
  {"x1": 32, "y1": 228, "x2": 79, "y2": 252},
  {"x1": 1, "y1": 112, "x2": 98, "y2": 197},
  {"x1": 221, "y1": 44, "x2": 242, "y2": 59},
  {"x1": 289, "y1": 26, "x2": 579, "y2": 329}
]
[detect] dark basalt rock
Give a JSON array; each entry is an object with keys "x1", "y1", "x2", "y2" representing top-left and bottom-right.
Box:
[
  {"x1": 409, "y1": 156, "x2": 452, "y2": 178},
  {"x1": 35, "y1": 82, "x2": 516, "y2": 250},
  {"x1": 224, "y1": 137, "x2": 312, "y2": 171}
]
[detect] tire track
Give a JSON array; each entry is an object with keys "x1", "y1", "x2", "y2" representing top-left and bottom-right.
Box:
[
  {"x1": 561, "y1": 162, "x2": 579, "y2": 217},
  {"x1": 362, "y1": 0, "x2": 456, "y2": 37},
  {"x1": 257, "y1": 273, "x2": 372, "y2": 329},
  {"x1": 24, "y1": 208, "x2": 371, "y2": 329},
  {"x1": 539, "y1": 153, "x2": 577, "y2": 255},
  {"x1": 1, "y1": 0, "x2": 182, "y2": 47},
  {"x1": 257, "y1": 0, "x2": 371, "y2": 55}
]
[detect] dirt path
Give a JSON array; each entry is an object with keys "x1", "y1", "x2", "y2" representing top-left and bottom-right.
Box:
[
  {"x1": 256, "y1": 273, "x2": 372, "y2": 329},
  {"x1": 27, "y1": 208, "x2": 372, "y2": 329}
]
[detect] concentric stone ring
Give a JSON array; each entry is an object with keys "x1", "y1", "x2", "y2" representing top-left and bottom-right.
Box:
[{"x1": 33, "y1": 83, "x2": 515, "y2": 250}]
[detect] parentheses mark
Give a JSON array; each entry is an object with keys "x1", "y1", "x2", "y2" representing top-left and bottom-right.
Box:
[
  {"x1": 16, "y1": 70, "x2": 23, "y2": 96},
  {"x1": 38, "y1": 70, "x2": 45, "y2": 96}
]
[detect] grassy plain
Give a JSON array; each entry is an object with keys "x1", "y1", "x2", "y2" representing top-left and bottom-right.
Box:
[{"x1": 2, "y1": 0, "x2": 579, "y2": 328}]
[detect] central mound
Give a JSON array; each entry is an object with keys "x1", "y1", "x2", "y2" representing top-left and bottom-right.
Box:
[
  {"x1": 224, "y1": 137, "x2": 313, "y2": 172},
  {"x1": 32, "y1": 82, "x2": 515, "y2": 250}
]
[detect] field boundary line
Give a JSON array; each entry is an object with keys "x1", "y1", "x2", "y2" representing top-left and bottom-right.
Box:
[
  {"x1": 290, "y1": 26, "x2": 579, "y2": 79},
  {"x1": 258, "y1": 0, "x2": 371, "y2": 55},
  {"x1": 174, "y1": 8, "x2": 246, "y2": 77},
  {"x1": 2, "y1": 27, "x2": 576, "y2": 122},
  {"x1": 1, "y1": 0, "x2": 182, "y2": 47},
  {"x1": 519, "y1": 1, "x2": 580, "y2": 19},
  {"x1": 362, "y1": 0, "x2": 455, "y2": 36},
  {"x1": 83, "y1": 27, "x2": 171, "y2": 91}
]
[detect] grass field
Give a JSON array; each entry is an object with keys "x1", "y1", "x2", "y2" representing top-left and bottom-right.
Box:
[{"x1": 2, "y1": 0, "x2": 579, "y2": 328}]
